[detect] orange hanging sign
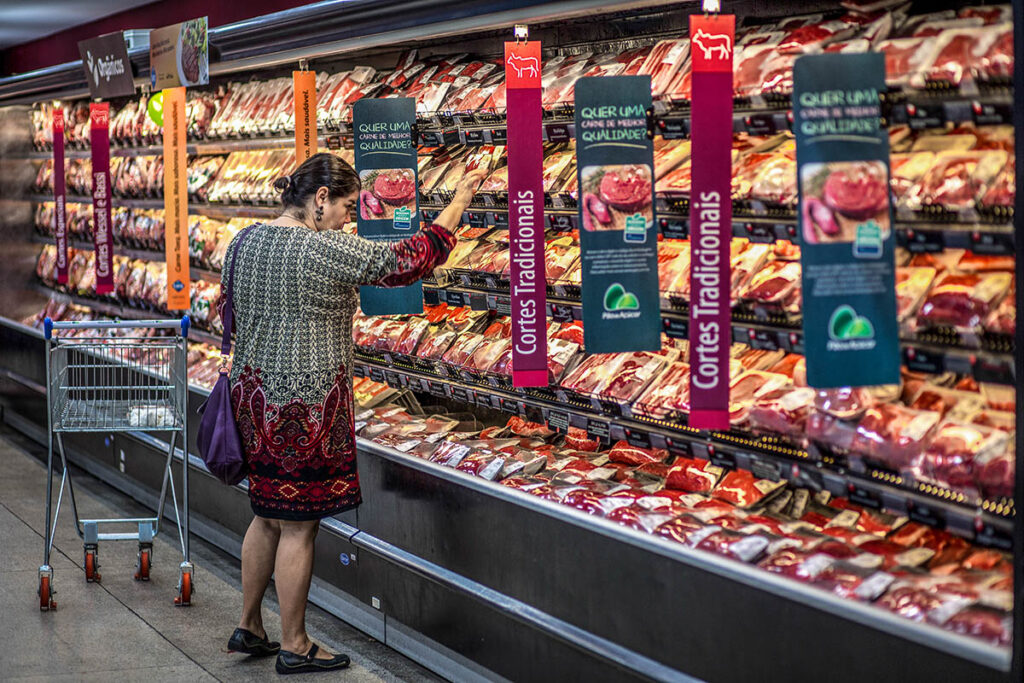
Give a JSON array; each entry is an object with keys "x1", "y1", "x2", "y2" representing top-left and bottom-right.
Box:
[
  {"x1": 293, "y1": 71, "x2": 317, "y2": 162},
  {"x1": 162, "y1": 86, "x2": 190, "y2": 311}
]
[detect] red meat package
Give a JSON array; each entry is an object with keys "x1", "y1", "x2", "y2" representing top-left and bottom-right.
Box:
[
  {"x1": 904, "y1": 151, "x2": 1009, "y2": 210},
  {"x1": 878, "y1": 576, "x2": 982, "y2": 623},
  {"x1": 929, "y1": 598, "x2": 1013, "y2": 647},
  {"x1": 975, "y1": 442, "x2": 1014, "y2": 500},
  {"x1": 564, "y1": 426, "x2": 601, "y2": 452},
  {"x1": 692, "y1": 528, "x2": 770, "y2": 563},
  {"x1": 506, "y1": 415, "x2": 555, "y2": 438},
  {"x1": 607, "y1": 440, "x2": 668, "y2": 466},
  {"x1": 895, "y1": 267, "x2": 937, "y2": 322},
  {"x1": 739, "y1": 260, "x2": 801, "y2": 306},
  {"x1": 977, "y1": 23, "x2": 1013, "y2": 79},
  {"x1": 908, "y1": 421, "x2": 1010, "y2": 495},
  {"x1": 915, "y1": 271, "x2": 1012, "y2": 333},
  {"x1": 711, "y1": 470, "x2": 786, "y2": 508},
  {"x1": 607, "y1": 505, "x2": 680, "y2": 534},
  {"x1": 813, "y1": 559, "x2": 895, "y2": 601},
  {"x1": 876, "y1": 37, "x2": 934, "y2": 86},
  {"x1": 654, "y1": 514, "x2": 710, "y2": 545},
  {"x1": 440, "y1": 333, "x2": 485, "y2": 367},
  {"x1": 728, "y1": 371, "x2": 792, "y2": 425},
  {"x1": 598, "y1": 351, "x2": 673, "y2": 403},
  {"x1": 758, "y1": 549, "x2": 842, "y2": 582},
  {"x1": 917, "y1": 26, "x2": 1006, "y2": 86},
  {"x1": 666, "y1": 457, "x2": 724, "y2": 494},
  {"x1": 749, "y1": 387, "x2": 816, "y2": 438},
  {"x1": 851, "y1": 404, "x2": 941, "y2": 469},
  {"x1": 633, "y1": 362, "x2": 691, "y2": 419},
  {"x1": 979, "y1": 157, "x2": 1015, "y2": 209},
  {"x1": 416, "y1": 328, "x2": 458, "y2": 360}
]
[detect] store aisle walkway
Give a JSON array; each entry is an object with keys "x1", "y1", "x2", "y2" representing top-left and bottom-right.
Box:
[{"x1": 0, "y1": 430, "x2": 441, "y2": 683}]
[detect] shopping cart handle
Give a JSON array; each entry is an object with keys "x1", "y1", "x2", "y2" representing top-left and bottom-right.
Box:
[
  {"x1": 44, "y1": 317, "x2": 53, "y2": 340},
  {"x1": 181, "y1": 315, "x2": 191, "y2": 339},
  {"x1": 49, "y1": 319, "x2": 190, "y2": 332}
]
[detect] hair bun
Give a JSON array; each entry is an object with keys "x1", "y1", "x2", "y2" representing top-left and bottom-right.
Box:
[{"x1": 273, "y1": 176, "x2": 293, "y2": 193}]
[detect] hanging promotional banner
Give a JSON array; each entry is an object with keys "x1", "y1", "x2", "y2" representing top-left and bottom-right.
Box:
[
  {"x1": 353, "y1": 97, "x2": 422, "y2": 315},
  {"x1": 163, "y1": 87, "x2": 191, "y2": 311},
  {"x1": 573, "y1": 76, "x2": 660, "y2": 354},
  {"x1": 505, "y1": 40, "x2": 547, "y2": 387},
  {"x1": 52, "y1": 109, "x2": 68, "y2": 285},
  {"x1": 89, "y1": 103, "x2": 114, "y2": 295},
  {"x1": 794, "y1": 53, "x2": 899, "y2": 388},
  {"x1": 688, "y1": 13, "x2": 735, "y2": 431},
  {"x1": 78, "y1": 32, "x2": 136, "y2": 99},
  {"x1": 150, "y1": 17, "x2": 208, "y2": 89},
  {"x1": 293, "y1": 71, "x2": 318, "y2": 163}
]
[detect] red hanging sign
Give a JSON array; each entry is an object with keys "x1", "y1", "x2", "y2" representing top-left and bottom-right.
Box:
[
  {"x1": 688, "y1": 14, "x2": 734, "y2": 430},
  {"x1": 505, "y1": 40, "x2": 547, "y2": 387},
  {"x1": 52, "y1": 109, "x2": 68, "y2": 284},
  {"x1": 89, "y1": 102, "x2": 114, "y2": 295}
]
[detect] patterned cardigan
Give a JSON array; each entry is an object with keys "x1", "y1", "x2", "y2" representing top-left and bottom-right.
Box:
[{"x1": 220, "y1": 223, "x2": 455, "y2": 520}]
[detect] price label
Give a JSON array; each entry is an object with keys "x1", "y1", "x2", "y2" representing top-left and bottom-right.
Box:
[
  {"x1": 493, "y1": 211, "x2": 510, "y2": 228},
  {"x1": 744, "y1": 113, "x2": 778, "y2": 136},
  {"x1": 325, "y1": 135, "x2": 342, "y2": 150},
  {"x1": 369, "y1": 367, "x2": 385, "y2": 383},
  {"x1": 902, "y1": 229, "x2": 945, "y2": 253},
  {"x1": 423, "y1": 288, "x2": 441, "y2": 306},
  {"x1": 625, "y1": 429, "x2": 651, "y2": 449},
  {"x1": 972, "y1": 356, "x2": 1014, "y2": 384},
  {"x1": 906, "y1": 102, "x2": 944, "y2": 130},
  {"x1": 666, "y1": 438, "x2": 691, "y2": 459},
  {"x1": 658, "y1": 117, "x2": 688, "y2": 138},
  {"x1": 974, "y1": 521, "x2": 1013, "y2": 550},
  {"x1": 743, "y1": 222, "x2": 775, "y2": 243},
  {"x1": 445, "y1": 291, "x2": 466, "y2": 307},
  {"x1": 586, "y1": 418, "x2": 610, "y2": 442},
  {"x1": 468, "y1": 292, "x2": 488, "y2": 311},
  {"x1": 490, "y1": 128, "x2": 508, "y2": 144},
  {"x1": 971, "y1": 101, "x2": 1012, "y2": 127},
  {"x1": 663, "y1": 317, "x2": 688, "y2": 340},
  {"x1": 545, "y1": 123, "x2": 571, "y2": 142},
  {"x1": 548, "y1": 214, "x2": 574, "y2": 231},
  {"x1": 352, "y1": 365, "x2": 366, "y2": 378},
  {"x1": 384, "y1": 370, "x2": 401, "y2": 387},
  {"x1": 969, "y1": 231, "x2": 1014, "y2": 256},
  {"x1": 500, "y1": 397, "x2": 524, "y2": 415},
  {"x1": 450, "y1": 386, "x2": 472, "y2": 403},
  {"x1": 660, "y1": 218, "x2": 687, "y2": 240},
  {"x1": 547, "y1": 409, "x2": 570, "y2": 432},
  {"x1": 903, "y1": 346, "x2": 944, "y2": 375},
  {"x1": 747, "y1": 328, "x2": 782, "y2": 351},
  {"x1": 848, "y1": 483, "x2": 883, "y2": 509},
  {"x1": 428, "y1": 381, "x2": 449, "y2": 399},
  {"x1": 550, "y1": 303, "x2": 575, "y2": 323},
  {"x1": 463, "y1": 129, "x2": 485, "y2": 145},
  {"x1": 708, "y1": 449, "x2": 737, "y2": 469},
  {"x1": 494, "y1": 296, "x2": 512, "y2": 316},
  {"x1": 908, "y1": 501, "x2": 946, "y2": 528},
  {"x1": 749, "y1": 455, "x2": 782, "y2": 482}
]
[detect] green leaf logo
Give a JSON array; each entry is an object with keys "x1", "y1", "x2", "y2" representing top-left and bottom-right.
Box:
[
  {"x1": 604, "y1": 283, "x2": 640, "y2": 311},
  {"x1": 829, "y1": 305, "x2": 874, "y2": 340}
]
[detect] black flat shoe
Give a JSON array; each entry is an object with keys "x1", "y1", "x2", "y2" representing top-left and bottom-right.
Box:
[
  {"x1": 228, "y1": 627, "x2": 281, "y2": 657},
  {"x1": 275, "y1": 643, "x2": 351, "y2": 675}
]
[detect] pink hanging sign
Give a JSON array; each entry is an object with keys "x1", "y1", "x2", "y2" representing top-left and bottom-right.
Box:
[
  {"x1": 52, "y1": 109, "x2": 68, "y2": 284},
  {"x1": 89, "y1": 102, "x2": 114, "y2": 295}
]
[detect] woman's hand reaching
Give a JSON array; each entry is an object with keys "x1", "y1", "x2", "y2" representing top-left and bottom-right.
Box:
[{"x1": 432, "y1": 168, "x2": 488, "y2": 231}]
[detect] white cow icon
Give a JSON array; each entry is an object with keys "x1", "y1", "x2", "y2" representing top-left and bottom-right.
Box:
[
  {"x1": 693, "y1": 29, "x2": 732, "y2": 60},
  {"x1": 506, "y1": 53, "x2": 540, "y2": 78}
]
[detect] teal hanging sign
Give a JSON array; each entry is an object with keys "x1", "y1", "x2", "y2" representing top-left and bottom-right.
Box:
[
  {"x1": 354, "y1": 97, "x2": 422, "y2": 315},
  {"x1": 573, "y1": 76, "x2": 660, "y2": 353},
  {"x1": 793, "y1": 53, "x2": 899, "y2": 389}
]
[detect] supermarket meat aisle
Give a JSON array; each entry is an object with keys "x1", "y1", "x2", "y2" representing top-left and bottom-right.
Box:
[{"x1": 0, "y1": 428, "x2": 438, "y2": 683}]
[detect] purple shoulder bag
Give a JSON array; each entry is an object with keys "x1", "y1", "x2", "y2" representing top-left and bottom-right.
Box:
[{"x1": 196, "y1": 230, "x2": 250, "y2": 485}]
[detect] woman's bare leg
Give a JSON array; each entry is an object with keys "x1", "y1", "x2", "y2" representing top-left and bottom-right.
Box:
[
  {"x1": 238, "y1": 515, "x2": 281, "y2": 639},
  {"x1": 275, "y1": 519, "x2": 334, "y2": 658}
]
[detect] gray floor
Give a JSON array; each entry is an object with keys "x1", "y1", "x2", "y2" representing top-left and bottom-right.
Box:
[{"x1": 0, "y1": 429, "x2": 442, "y2": 682}]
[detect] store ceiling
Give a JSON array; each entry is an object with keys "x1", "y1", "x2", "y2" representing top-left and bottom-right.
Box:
[{"x1": 0, "y1": 0, "x2": 156, "y2": 50}]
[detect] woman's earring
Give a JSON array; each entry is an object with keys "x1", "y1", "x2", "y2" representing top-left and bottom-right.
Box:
[{"x1": 315, "y1": 204, "x2": 324, "y2": 222}]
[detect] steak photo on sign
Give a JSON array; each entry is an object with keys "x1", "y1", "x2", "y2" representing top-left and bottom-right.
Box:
[
  {"x1": 800, "y1": 161, "x2": 890, "y2": 244},
  {"x1": 580, "y1": 164, "x2": 653, "y2": 232},
  {"x1": 360, "y1": 168, "x2": 417, "y2": 220}
]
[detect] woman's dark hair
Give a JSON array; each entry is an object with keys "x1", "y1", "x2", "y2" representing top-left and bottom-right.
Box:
[{"x1": 273, "y1": 152, "x2": 359, "y2": 216}]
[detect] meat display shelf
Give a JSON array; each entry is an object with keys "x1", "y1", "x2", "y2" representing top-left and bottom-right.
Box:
[
  {"x1": 420, "y1": 280, "x2": 1016, "y2": 386},
  {"x1": 23, "y1": 134, "x2": 335, "y2": 160},
  {"x1": 350, "y1": 353, "x2": 1014, "y2": 544},
  {"x1": 27, "y1": 194, "x2": 280, "y2": 219},
  {"x1": 36, "y1": 286, "x2": 222, "y2": 347}
]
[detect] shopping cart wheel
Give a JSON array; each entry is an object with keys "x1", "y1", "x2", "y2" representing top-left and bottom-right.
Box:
[
  {"x1": 84, "y1": 547, "x2": 101, "y2": 583},
  {"x1": 38, "y1": 575, "x2": 56, "y2": 611},
  {"x1": 134, "y1": 546, "x2": 152, "y2": 582},
  {"x1": 174, "y1": 570, "x2": 192, "y2": 606}
]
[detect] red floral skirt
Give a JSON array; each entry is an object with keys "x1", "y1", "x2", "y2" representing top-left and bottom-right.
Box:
[{"x1": 231, "y1": 365, "x2": 361, "y2": 520}]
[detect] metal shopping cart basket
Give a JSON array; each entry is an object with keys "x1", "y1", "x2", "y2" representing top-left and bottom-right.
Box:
[{"x1": 38, "y1": 317, "x2": 193, "y2": 611}]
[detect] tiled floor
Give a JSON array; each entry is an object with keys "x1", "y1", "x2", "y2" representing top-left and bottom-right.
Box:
[{"x1": 0, "y1": 430, "x2": 442, "y2": 682}]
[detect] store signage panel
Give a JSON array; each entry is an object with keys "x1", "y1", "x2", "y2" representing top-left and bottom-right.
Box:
[
  {"x1": 52, "y1": 109, "x2": 68, "y2": 284},
  {"x1": 163, "y1": 87, "x2": 190, "y2": 311},
  {"x1": 293, "y1": 71, "x2": 318, "y2": 162},
  {"x1": 573, "y1": 76, "x2": 660, "y2": 354},
  {"x1": 505, "y1": 40, "x2": 547, "y2": 387},
  {"x1": 793, "y1": 53, "x2": 899, "y2": 388},
  {"x1": 150, "y1": 17, "x2": 209, "y2": 89},
  {"x1": 687, "y1": 13, "x2": 734, "y2": 431},
  {"x1": 78, "y1": 32, "x2": 135, "y2": 99},
  {"x1": 89, "y1": 103, "x2": 114, "y2": 295},
  {"x1": 354, "y1": 97, "x2": 423, "y2": 315}
]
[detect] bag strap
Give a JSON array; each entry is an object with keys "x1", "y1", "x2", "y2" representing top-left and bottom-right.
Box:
[{"x1": 220, "y1": 228, "x2": 252, "y2": 357}]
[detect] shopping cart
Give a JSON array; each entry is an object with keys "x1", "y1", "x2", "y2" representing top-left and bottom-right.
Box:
[{"x1": 38, "y1": 317, "x2": 193, "y2": 610}]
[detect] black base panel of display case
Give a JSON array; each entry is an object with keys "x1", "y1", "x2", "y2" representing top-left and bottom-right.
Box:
[{"x1": 0, "y1": 319, "x2": 1011, "y2": 682}]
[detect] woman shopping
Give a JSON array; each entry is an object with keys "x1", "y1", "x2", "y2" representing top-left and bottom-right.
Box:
[{"x1": 222, "y1": 152, "x2": 484, "y2": 674}]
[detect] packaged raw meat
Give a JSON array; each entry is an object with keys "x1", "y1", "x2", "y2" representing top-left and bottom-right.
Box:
[
  {"x1": 712, "y1": 470, "x2": 785, "y2": 508},
  {"x1": 908, "y1": 421, "x2": 1010, "y2": 494},
  {"x1": 814, "y1": 560, "x2": 895, "y2": 601},
  {"x1": 654, "y1": 514, "x2": 710, "y2": 545},
  {"x1": 607, "y1": 440, "x2": 668, "y2": 466},
  {"x1": 931, "y1": 600, "x2": 1013, "y2": 647},
  {"x1": 693, "y1": 528, "x2": 770, "y2": 563},
  {"x1": 976, "y1": 23, "x2": 1013, "y2": 79},
  {"x1": 607, "y1": 505, "x2": 681, "y2": 534},
  {"x1": 598, "y1": 352, "x2": 673, "y2": 403},
  {"x1": 975, "y1": 442, "x2": 1014, "y2": 500},
  {"x1": 728, "y1": 371, "x2": 791, "y2": 425},
  {"x1": 917, "y1": 26, "x2": 1004, "y2": 86},
  {"x1": 979, "y1": 157, "x2": 1015, "y2": 209},
  {"x1": 876, "y1": 38, "x2": 934, "y2": 86},
  {"x1": 895, "y1": 267, "x2": 937, "y2": 321},
  {"x1": 739, "y1": 260, "x2": 801, "y2": 306},
  {"x1": 748, "y1": 386, "x2": 816, "y2": 438},
  {"x1": 890, "y1": 152, "x2": 935, "y2": 204},
  {"x1": 909, "y1": 385, "x2": 984, "y2": 422},
  {"x1": 851, "y1": 404, "x2": 941, "y2": 469},
  {"x1": 665, "y1": 457, "x2": 723, "y2": 494},
  {"x1": 633, "y1": 362, "x2": 691, "y2": 420},
  {"x1": 506, "y1": 416, "x2": 555, "y2": 438},
  {"x1": 904, "y1": 151, "x2": 1008, "y2": 211},
  {"x1": 758, "y1": 548, "x2": 841, "y2": 582},
  {"x1": 915, "y1": 271, "x2": 1012, "y2": 332}
]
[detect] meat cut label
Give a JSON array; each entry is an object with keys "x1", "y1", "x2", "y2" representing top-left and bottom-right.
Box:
[
  {"x1": 353, "y1": 97, "x2": 423, "y2": 315},
  {"x1": 505, "y1": 41, "x2": 547, "y2": 387},
  {"x1": 52, "y1": 109, "x2": 68, "y2": 284},
  {"x1": 149, "y1": 17, "x2": 209, "y2": 90},
  {"x1": 573, "y1": 76, "x2": 660, "y2": 354},
  {"x1": 162, "y1": 87, "x2": 191, "y2": 311},
  {"x1": 293, "y1": 71, "x2": 318, "y2": 162},
  {"x1": 793, "y1": 53, "x2": 899, "y2": 389},
  {"x1": 89, "y1": 103, "x2": 114, "y2": 295},
  {"x1": 688, "y1": 14, "x2": 734, "y2": 431}
]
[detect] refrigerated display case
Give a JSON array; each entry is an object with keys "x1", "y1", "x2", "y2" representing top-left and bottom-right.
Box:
[{"x1": 0, "y1": 1, "x2": 1021, "y2": 681}]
